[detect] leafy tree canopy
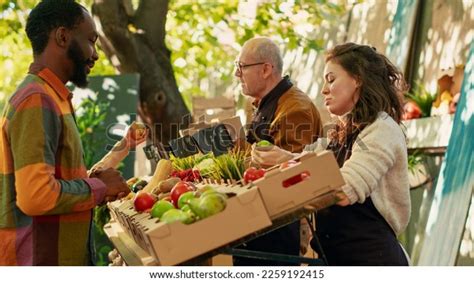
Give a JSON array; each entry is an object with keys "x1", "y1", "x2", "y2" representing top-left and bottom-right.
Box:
[
  {"x1": 0, "y1": 0, "x2": 346, "y2": 110},
  {"x1": 0, "y1": 0, "x2": 114, "y2": 109}
]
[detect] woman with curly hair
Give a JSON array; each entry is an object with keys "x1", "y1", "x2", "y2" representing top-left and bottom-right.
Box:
[{"x1": 251, "y1": 43, "x2": 411, "y2": 265}]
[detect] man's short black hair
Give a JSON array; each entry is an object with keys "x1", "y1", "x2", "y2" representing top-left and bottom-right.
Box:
[{"x1": 26, "y1": 0, "x2": 88, "y2": 55}]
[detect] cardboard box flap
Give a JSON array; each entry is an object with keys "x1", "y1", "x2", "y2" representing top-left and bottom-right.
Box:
[
  {"x1": 141, "y1": 218, "x2": 172, "y2": 238},
  {"x1": 255, "y1": 151, "x2": 344, "y2": 190},
  {"x1": 180, "y1": 116, "x2": 243, "y2": 142},
  {"x1": 215, "y1": 185, "x2": 260, "y2": 205},
  {"x1": 253, "y1": 151, "x2": 345, "y2": 217}
]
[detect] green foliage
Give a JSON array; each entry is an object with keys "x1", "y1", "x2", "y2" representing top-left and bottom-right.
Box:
[
  {"x1": 166, "y1": 0, "x2": 346, "y2": 105},
  {"x1": 75, "y1": 97, "x2": 110, "y2": 168},
  {"x1": 407, "y1": 150, "x2": 425, "y2": 174},
  {"x1": 0, "y1": 1, "x2": 115, "y2": 106},
  {"x1": 0, "y1": 1, "x2": 33, "y2": 108},
  {"x1": 1, "y1": 0, "x2": 347, "y2": 114},
  {"x1": 75, "y1": 95, "x2": 113, "y2": 266},
  {"x1": 405, "y1": 82, "x2": 436, "y2": 118},
  {"x1": 91, "y1": 204, "x2": 113, "y2": 266}
]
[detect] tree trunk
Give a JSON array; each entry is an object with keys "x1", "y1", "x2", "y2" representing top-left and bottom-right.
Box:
[{"x1": 92, "y1": 0, "x2": 190, "y2": 144}]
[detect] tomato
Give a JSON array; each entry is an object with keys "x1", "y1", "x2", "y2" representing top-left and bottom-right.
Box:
[
  {"x1": 170, "y1": 169, "x2": 201, "y2": 182},
  {"x1": 170, "y1": 181, "x2": 195, "y2": 208},
  {"x1": 243, "y1": 167, "x2": 266, "y2": 183},
  {"x1": 133, "y1": 192, "x2": 156, "y2": 212}
]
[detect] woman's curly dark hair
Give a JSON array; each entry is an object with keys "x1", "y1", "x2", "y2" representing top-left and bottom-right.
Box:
[{"x1": 325, "y1": 43, "x2": 408, "y2": 144}]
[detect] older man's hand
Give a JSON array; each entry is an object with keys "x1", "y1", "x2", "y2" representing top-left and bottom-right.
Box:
[{"x1": 251, "y1": 143, "x2": 295, "y2": 167}]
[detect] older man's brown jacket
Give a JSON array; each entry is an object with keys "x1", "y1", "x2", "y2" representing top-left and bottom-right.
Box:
[{"x1": 269, "y1": 86, "x2": 322, "y2": 152}]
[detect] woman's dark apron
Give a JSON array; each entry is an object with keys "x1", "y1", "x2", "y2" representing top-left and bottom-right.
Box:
[{"x1": 310, "y1": 129, "x2": 408, "y2": 266}]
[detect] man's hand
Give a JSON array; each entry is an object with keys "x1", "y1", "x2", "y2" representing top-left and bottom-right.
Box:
[
  {"x1": 251, "y1": 143, "x2": 295, "y2": 167},
  {"x1": 91, "y1": 168, "x2": 130, "y2": 203}
]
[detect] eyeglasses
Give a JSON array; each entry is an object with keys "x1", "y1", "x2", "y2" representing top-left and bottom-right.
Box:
[{"x1": 234, "y1": 61, "x2": 266, "y2": 73}]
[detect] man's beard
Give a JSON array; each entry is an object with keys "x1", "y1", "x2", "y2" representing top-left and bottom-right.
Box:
[{"x1": 67, "y1": 39, "x2": 89, "y2": 88}]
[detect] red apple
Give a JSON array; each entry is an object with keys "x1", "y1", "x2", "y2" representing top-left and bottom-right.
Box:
[
  {"x1": 243, "y1": 167, "x2": 266, "y2": 183},
  {"x1": 170, "y1": 181, "x2": 194, "y2": 208},
  {"x1": 133, "y1": 192, "x2": 156, "y2": 212}
]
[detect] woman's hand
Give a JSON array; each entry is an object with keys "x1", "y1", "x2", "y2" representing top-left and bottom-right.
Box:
[
  {"x1": 335, "y1": 190, "x2": 351, "y2": 206},
  {"x1": 251, "y1": 143, "x2": 295, "y2": 167}
]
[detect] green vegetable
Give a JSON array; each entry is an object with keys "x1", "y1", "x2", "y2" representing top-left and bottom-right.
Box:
[
  {"x1": 257, "y1": 140, "x2": 273, "y2": 147},
  {"x1": 208, "y1": 147, "x2": 249, "y2": 181}
]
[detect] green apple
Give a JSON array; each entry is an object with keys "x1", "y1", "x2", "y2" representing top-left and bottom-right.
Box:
[
  {"x1": 161, "y1": 209, "x2": 195, "y2": 224},
  {"x1": 178, "y1": 191, "x2": 196, "y2": 209},
  {"x1": 181, "y1": 204, "x2": 191, "y2": 212},
  {"x1": 257, "y1": 140, "x2": 272, "y2": 147},
  {"x1": 150, "y1": 200, "x2": 174, "y2": 219},
  {"x1": 189, "y1": 193, "x2": 226, "y2": 219}
]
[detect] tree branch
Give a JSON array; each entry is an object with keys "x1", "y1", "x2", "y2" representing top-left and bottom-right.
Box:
[
  {"x1": 92, "y1": 0, "x2": 138, "y2": 72},
  {"x1": 134, "y1": 0, "x2": 169, "y2": 54}
]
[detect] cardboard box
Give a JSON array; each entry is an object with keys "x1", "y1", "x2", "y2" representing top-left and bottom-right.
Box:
[
  {"x1": 111, "y1": 186, "x2": 271, "y2": 266},
  {"x1": 253, "y1": 151, "x2": 345, "y2": 218},
  {"x1": 192, "y1": 96, "x2": 236, "y2": 123},
  {"x1": 180, "y1": 116, "x2": 244, "y2": 143}
]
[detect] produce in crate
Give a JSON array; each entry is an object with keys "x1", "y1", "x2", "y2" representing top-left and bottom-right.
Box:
[
  {"x1": 142, "y1": 159, "x2": 173, "y2": 194},
  {"x1": 188, "y1": 191, "x2": 227, "y2": 219},
  {"x1": 170, "y1": 168, "x2": 201, "y2": 182},
  {"x1": 134, "y1": 192, "x2": 157, "y2": 212},
  {"x1": 160, "y1": 209, "x2": 196, "y2": 224},
  {"x1": 157, "y1": 192, "x2": 171, "y2": 201},
  {"x1": 193, "y1": 156, "x2": 215, "y2": 177},
  {"x1": 153, "y1": 177, "x2": 180, "y2": 194},
  {"x1": 169, "y1": 147, "x2": 249, "y2": 183},
  {"x1": 131, "y1": 179, "x2": 148, "y2": 193},
  {"x1": 150, "y1": 200, "x2": 175, "y2": 219},
  {"x1": 177, "y1": 191, "x2": 196, "y2": 209},
  {"x1": 170, "y1": 154, "x2": 198, "y2": 171},
  {"x1": 170, "y1": 181, "x2": 195, "y2": 207},
  {"x1": 243, "y1": 167, "x2": 266, "y2": 183},
  {"x1": 181, "y1": 204, "x2": 191, "y2": 212},
  {"x1": 126, "y1": 177, "x2": 139, "y2": 187},
  {"x1": 207, "y1": 147, "x2": 249, "y2": 182}
]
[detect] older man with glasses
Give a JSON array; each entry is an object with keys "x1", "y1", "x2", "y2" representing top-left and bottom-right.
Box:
[{"x1": 233, "y1": 37, "x2": 322, "y2": 266}]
